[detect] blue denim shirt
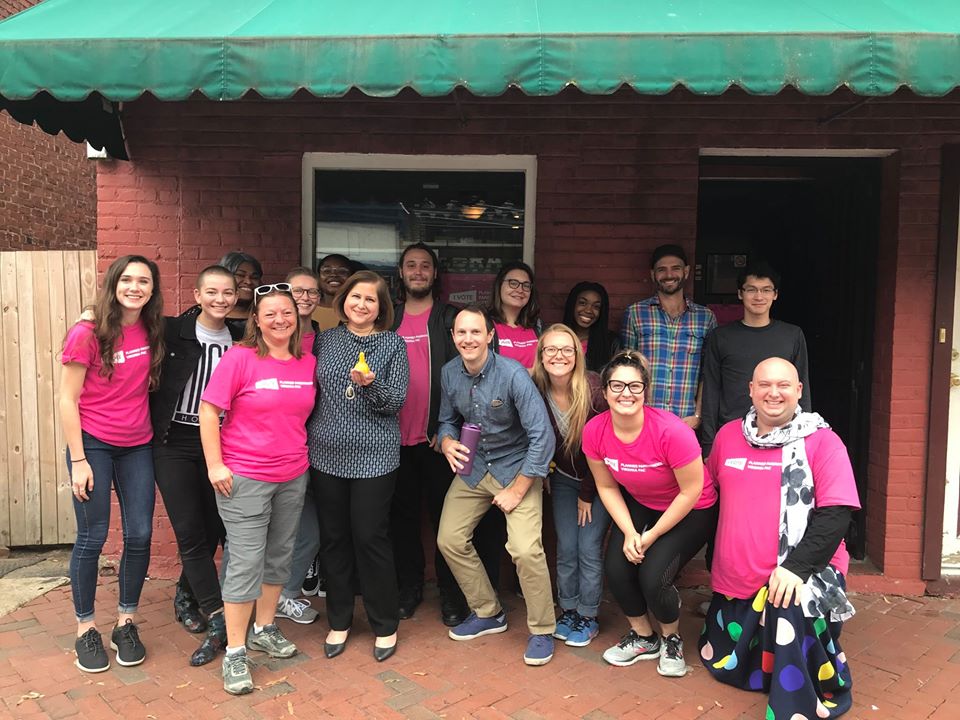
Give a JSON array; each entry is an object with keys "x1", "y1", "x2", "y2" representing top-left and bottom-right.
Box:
[{"x1": 438, "y1": 351, "x2": 555, "y2": 488}]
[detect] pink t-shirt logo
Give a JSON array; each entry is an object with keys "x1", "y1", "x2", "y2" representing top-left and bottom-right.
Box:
[
  {"x1": 724, "y1": 457, "x2": 747, "y2": 470},
  {"x1": 255, "y1": 378, "x2": 280, "y2": 390},
  {"x1": 604, "y1": 457, "x2": 619, "y2": 472},
  {"x1": 112, "y1": 345, "x2": 148, "y2": 364}
]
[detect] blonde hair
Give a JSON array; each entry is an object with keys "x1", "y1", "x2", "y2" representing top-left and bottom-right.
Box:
[
  {"x1": 239, "y1": 289, "x2": 304, "y2": 359},
  {"x1": 532, "y1": 323, "x2": 592, "y2": 460}
]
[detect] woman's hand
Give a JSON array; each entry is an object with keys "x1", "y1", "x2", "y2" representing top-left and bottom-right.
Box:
[
  {"x1": 209, "y1": 464, "x2": 234, "y2": 497},
  {"x1": 577, "y1": 498, "x2": 592, "y2": 527},
  {"x1": 623, "y1": 530, "x2": 645, "y2": 564},
  {"x1": 71, "y1": 460, "x2": 94, "y2": 502},
  {"x1": 768, "y1": 566, "x2": 804, "y2": 608},
  {"x1": 350, "y1": 369, "x2": 376, "y2": 387}
]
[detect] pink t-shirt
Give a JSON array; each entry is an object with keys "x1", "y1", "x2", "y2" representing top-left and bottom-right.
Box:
[
  {"x1": 201, "y1": 345, "x2": 317, "y2": 482},
  {"x1": 301, "y1": 329, "x2": 316, "y2": 355},
  {"x1": 706, "y1": 421, "x2": 862, "y2": 599},
  {"x1": 582, "y1": 405, "x2": 715, "y2": 511},
  {"x1": 495, "y1": 322, "x2": 538, "y2": 368},
  {"x1": 397, "y1": 309, "x2": 430, "y2": 446},
  {"x1": 61, "y1": 320, "x2": 153, "y2": 447}
]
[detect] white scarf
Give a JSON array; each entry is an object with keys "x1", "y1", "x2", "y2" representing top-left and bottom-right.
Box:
[{"x1": 742, "y1": 407, "x2": 855, "y2": 623}]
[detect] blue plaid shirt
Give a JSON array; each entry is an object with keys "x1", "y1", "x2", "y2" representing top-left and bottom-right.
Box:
[
  {"x1": 437, "y1": 351, "x2": 554, "y2": 488},
  {"x1": 620, "y1": 296, "x2": 717, "y2": 418}
]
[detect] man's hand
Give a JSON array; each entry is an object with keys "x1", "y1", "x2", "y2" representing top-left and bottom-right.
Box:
[
  {"x1": 441, "y1": 436, "x2": 469, "y2": 473},
  {"x1": 492, "y1": 486, "x2": 524, "y2": 514},
  {"x1": 768, "y1": 566, "x2": 804, "y2": 608},
  {"x1": 428, "y1": 434, "x2": 442, "y2": 453},
  {"x1": 681, "y1": 415, "x2": 700, "y2": 429}
]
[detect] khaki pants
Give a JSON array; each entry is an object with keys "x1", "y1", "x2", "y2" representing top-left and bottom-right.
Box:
[{"x1": 437, "y1": 473, "x2": 556, "y2": 635}]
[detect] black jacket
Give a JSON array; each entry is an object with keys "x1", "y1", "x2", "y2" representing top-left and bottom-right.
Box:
[
  {"x1": 150, "y1": 306, "x2": 244, "y2": 445},
  {"x1": 391, "y1": 301, "x2": 459, "y2": 439}
]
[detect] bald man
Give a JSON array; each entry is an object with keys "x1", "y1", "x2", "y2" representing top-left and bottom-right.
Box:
[{"x1": 699, "y1": 358, "x2": 860, "y2": 718}]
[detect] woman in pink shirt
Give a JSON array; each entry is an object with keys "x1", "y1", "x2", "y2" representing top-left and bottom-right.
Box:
[
  {"x1": 583, "y1": 350, "x2": 717, "y2": 678},
  {"x1": 489, "y1": 260, "x2": 542, "y2": 369},
  {"x1": 60, "y1": 255, "x2": 165, "y2": 675},
  {"x1": 199, "y1": 285, "x2": 317, "y2": 696}
]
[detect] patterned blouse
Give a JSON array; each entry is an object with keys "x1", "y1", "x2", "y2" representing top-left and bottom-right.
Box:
[{"x1": 306, "y1": 324, "x2": 409, "y2": 478}]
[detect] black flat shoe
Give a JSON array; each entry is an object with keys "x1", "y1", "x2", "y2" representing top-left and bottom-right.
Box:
[
  {"x1": 324, "y1": 630, "x2": 350, "y2": 659},
  {"x1": 174, "y1": 583, "x2": 206, "y2": 634},
  {"x1": 398, "y1": 588, "x2": 423, "y2": 620},
  {"x1": 373, "y1": 642, "x2": 397, "y2": 662},
  {"x1": 440, "y1": 597, "x2": 469, "y2": 628},
  {"x1": 190, "y1": 613, "x2": 226, "y2": 667}
]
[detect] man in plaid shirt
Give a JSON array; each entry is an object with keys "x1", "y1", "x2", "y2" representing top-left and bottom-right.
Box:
[{"x1": 620, "y1": 244, "x2": 717, "y2": 428}]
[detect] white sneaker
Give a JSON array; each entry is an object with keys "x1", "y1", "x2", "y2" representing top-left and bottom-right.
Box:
[
  {"x1": 275, "y1": 596, "x2": 319, "y2": 625},
  {"x1": 657, "y1": 633, "x2": 688, "y2": 677}
]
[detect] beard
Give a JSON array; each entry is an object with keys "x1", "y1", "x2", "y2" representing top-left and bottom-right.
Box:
[
  {"x1": 405, "y1": 285, "x2": 433, "y2": 300},
  {"x1": 655, "y1": 280, "x2": 684, "y2": 295}
]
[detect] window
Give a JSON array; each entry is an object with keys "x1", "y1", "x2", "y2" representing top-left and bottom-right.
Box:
[{"x1": 301, "y1": 154, "x2": 536, "y2": 304}]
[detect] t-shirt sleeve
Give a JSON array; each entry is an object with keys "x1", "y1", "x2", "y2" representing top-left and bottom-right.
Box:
[
  {"x1": 810, "y1": 430, "x2": 861, "y2": 510},
  {"x1": 201, "y1": 347, "x2": 244, "y2": 411},
  {"x1": 581, "y1": 413, "x2": 605, "y2": 461},
  {"x1": 61, "y1": 322, "x2": 97, "y2": 366},
  {"x1": 662, "y1": 415, "x2": 703, "y2": 469}
]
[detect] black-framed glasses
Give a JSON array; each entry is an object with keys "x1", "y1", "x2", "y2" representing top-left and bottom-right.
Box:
[
  {"x1": 606, "y1": 380, "x2": 646, "y2": 395},
  {"x1": 291, "y1": 287, "x2": 321, "y2": 299},
  {"x1": 320, "y1": 266, "x2": 351, "y2": 278},
  {"x1": 741, "y1": 286, "x2": 776, "y2": 296},
  {"x1": 542, "y1": 345, "x2": 576, "y2": 358},
  {"x1": 254, "y1": 283, "x2": 292, "y2": 299},
  {"x1": 504, "y1": 278, "x2": 532, "y2": 292}
]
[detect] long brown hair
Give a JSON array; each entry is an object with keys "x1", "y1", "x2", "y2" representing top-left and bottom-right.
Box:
[
  {"x1": 489, "y1": 260, "x2": 540, "y2": 329},
  {"x1": 239, "y1": 288, "x2": 304, "y2": 359},
  {"x1": 532, "y1": 323, "x2": 592, "y2": 460},
  {"x1": 90, "y1": 255, "x2": 164, "y2": 390},
  {"x1": 333, "y1": 270, "x2": 395, "y2": 331}
]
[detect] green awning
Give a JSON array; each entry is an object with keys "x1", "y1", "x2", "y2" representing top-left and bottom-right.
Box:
[{"x1": 3, "y1": 0, "x2": 960, "y2": 157}]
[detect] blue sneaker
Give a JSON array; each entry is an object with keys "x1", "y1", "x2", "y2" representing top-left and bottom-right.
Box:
[
  {"x1": 448, "y1": 612, "x2": 508, "y2": 641},
  {"x1": 552, "y1": 609, "x2": 580, "y2": 641},
  {"x1": 565, "y1": 615, "x2": 599, "y2": 647},
  {"x1": 523, "y1": 634, "x2": 554, "y2": 666}
]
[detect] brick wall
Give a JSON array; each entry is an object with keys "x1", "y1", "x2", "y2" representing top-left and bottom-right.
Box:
[
  {"x1": 0, "y1": 0, "x2": 97, "y2": 251},
  {"x1": 95, "y1": 87, "x2": 952, "y2": 584}
]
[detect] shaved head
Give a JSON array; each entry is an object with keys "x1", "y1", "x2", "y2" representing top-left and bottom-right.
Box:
[{"x1": 749, "y1": 357, "x2": 803, "y2": 433}]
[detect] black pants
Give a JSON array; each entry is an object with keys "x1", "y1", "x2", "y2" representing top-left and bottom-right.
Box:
[
  {"x1": 606, "y1": 489, "x2": 717, "y2": 625},
  {"x1": 153, "y1": 424, "x2": 225, "y2": 616},
  {"x1": 391, "y1": 443, "x2": 504, "y2": 603},
  {"x1": 313, "y1": 468, "x2": 399, "y2": 636}
]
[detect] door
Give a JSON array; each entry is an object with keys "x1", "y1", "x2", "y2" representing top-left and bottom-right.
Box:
[{"x1": 941, "y1": 239, "x2": 960, "y2": 570}]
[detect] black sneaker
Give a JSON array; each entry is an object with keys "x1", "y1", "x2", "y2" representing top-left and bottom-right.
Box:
[
  {"x1": 110, "y1": 619, "x2": 146, "y2": 666},
  {"x1": 75, "y1": 628, "x2": 109, "y2": 673},
  {"x1": 301, "y1": 553, "x2": 320, "y2": 596},
  {"x1": 315, "y1": 574, "x2": 327, "y2": 598}
]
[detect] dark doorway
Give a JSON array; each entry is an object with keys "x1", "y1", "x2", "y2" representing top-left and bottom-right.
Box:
[{"x1": 695, "y1": 156, "x2": 883, "y2": 559}]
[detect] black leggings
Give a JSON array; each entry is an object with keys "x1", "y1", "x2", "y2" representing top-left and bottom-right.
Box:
[
  {"x1": 153, "y1": 425, "x2": 225, "y2": 616},
  {"x1": 605, "y1": 490, "x2": 717, "y2": 625}
]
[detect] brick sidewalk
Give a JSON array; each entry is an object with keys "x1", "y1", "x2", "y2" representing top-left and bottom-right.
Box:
[{"x1": 1, "y1": 579, "x2": 957, "y2": 719}]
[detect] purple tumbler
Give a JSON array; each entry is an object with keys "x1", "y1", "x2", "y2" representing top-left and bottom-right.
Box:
[{"x1": 458, "y1": 423, "x2": 482, "y2": 475}]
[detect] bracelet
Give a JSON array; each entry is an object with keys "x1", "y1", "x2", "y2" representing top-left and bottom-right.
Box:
[{"x1": 71, "y1": 457, "x2": 87, "y2": 463}]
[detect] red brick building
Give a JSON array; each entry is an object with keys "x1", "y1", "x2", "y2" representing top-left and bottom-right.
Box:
[{"x1": 2, "y1": 3, "x2": 958, "y2": 590}]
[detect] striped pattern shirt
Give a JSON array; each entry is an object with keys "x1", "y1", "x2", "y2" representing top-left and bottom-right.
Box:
[{"x1": 620, "y1": 296, "x2": 717, "y2": 418}]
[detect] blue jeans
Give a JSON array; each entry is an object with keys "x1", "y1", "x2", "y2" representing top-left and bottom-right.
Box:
[
  {"x1": 69, "y1": 432, "x2": 156, "y2": 622},
  {"x1": 550, "y1": 472, "x2": 610, "y2": 618}
]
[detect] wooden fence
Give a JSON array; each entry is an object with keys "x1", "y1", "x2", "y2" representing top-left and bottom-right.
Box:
[{"x1": 0, "y1": 250, "x2": 97, "y2": 547}]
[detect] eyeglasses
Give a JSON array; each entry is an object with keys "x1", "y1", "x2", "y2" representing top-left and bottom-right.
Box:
[
  {"x1": 504, "y1": 278, "x2": 532, "y2": 292},
  {"x1": 254, "y1": 283, "x2": 292, "y2": 299},
  {"x1": 606, "y1": 380, "x2": 646, "y2": 395},
  {"x1": 291, "y1": 287, "x2": 320, "y2": 299},
  {"x1": 741, "y1": 286, "x2": 776, "y2": 297},
  {"x1": 542, "y1": 345, "x2": 576, "y2": 358},
  {"x1": 320, "y1": 267, "x2": 351, "y2": 278}
]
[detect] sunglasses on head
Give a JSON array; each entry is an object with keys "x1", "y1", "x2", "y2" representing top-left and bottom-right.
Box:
[{"x1": 254, "y1": 283, "x2": 292, "y2": 300}]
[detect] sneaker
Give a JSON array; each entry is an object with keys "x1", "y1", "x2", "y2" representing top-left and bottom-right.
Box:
[
  {"x1": 565, "y1": 615, "x2": 599, "y2": 647},
  {"x1": 275, "y1": 596, "x2": 319, "y2": 625},
  {"x1": 110, "y1": 619, "x2": 146, "y2": 666},
  {"x1": 247, "y1": 624, "x2": 297, "y2": 658},
  {"x1": 552, "y1": 609, "x2": 580, "y2": 641},
  {"x1": 523, "y1": 634, "x2": 554, "y2": 666},
  {"x1": 75, "y1": 628, "x2": 109, "y2": 673},
  {"x1": 448, "y1": 612, "x2": 508, "y2": 641},
  {"x1": 301, "y1": 554, "x2": 320, "y2": 597},
  {"x1": 657, "y1": 633, "x2": 688, "y2": 677},
  {"x1": 222, "y1": 650, "x2": 254, "y2": 695},
  {"x1": 315, "y1": 574, "x2": 327, "y2": 598},
  {"x1": 602, "y1": 629, "x2": 661, "y2": 667}
]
